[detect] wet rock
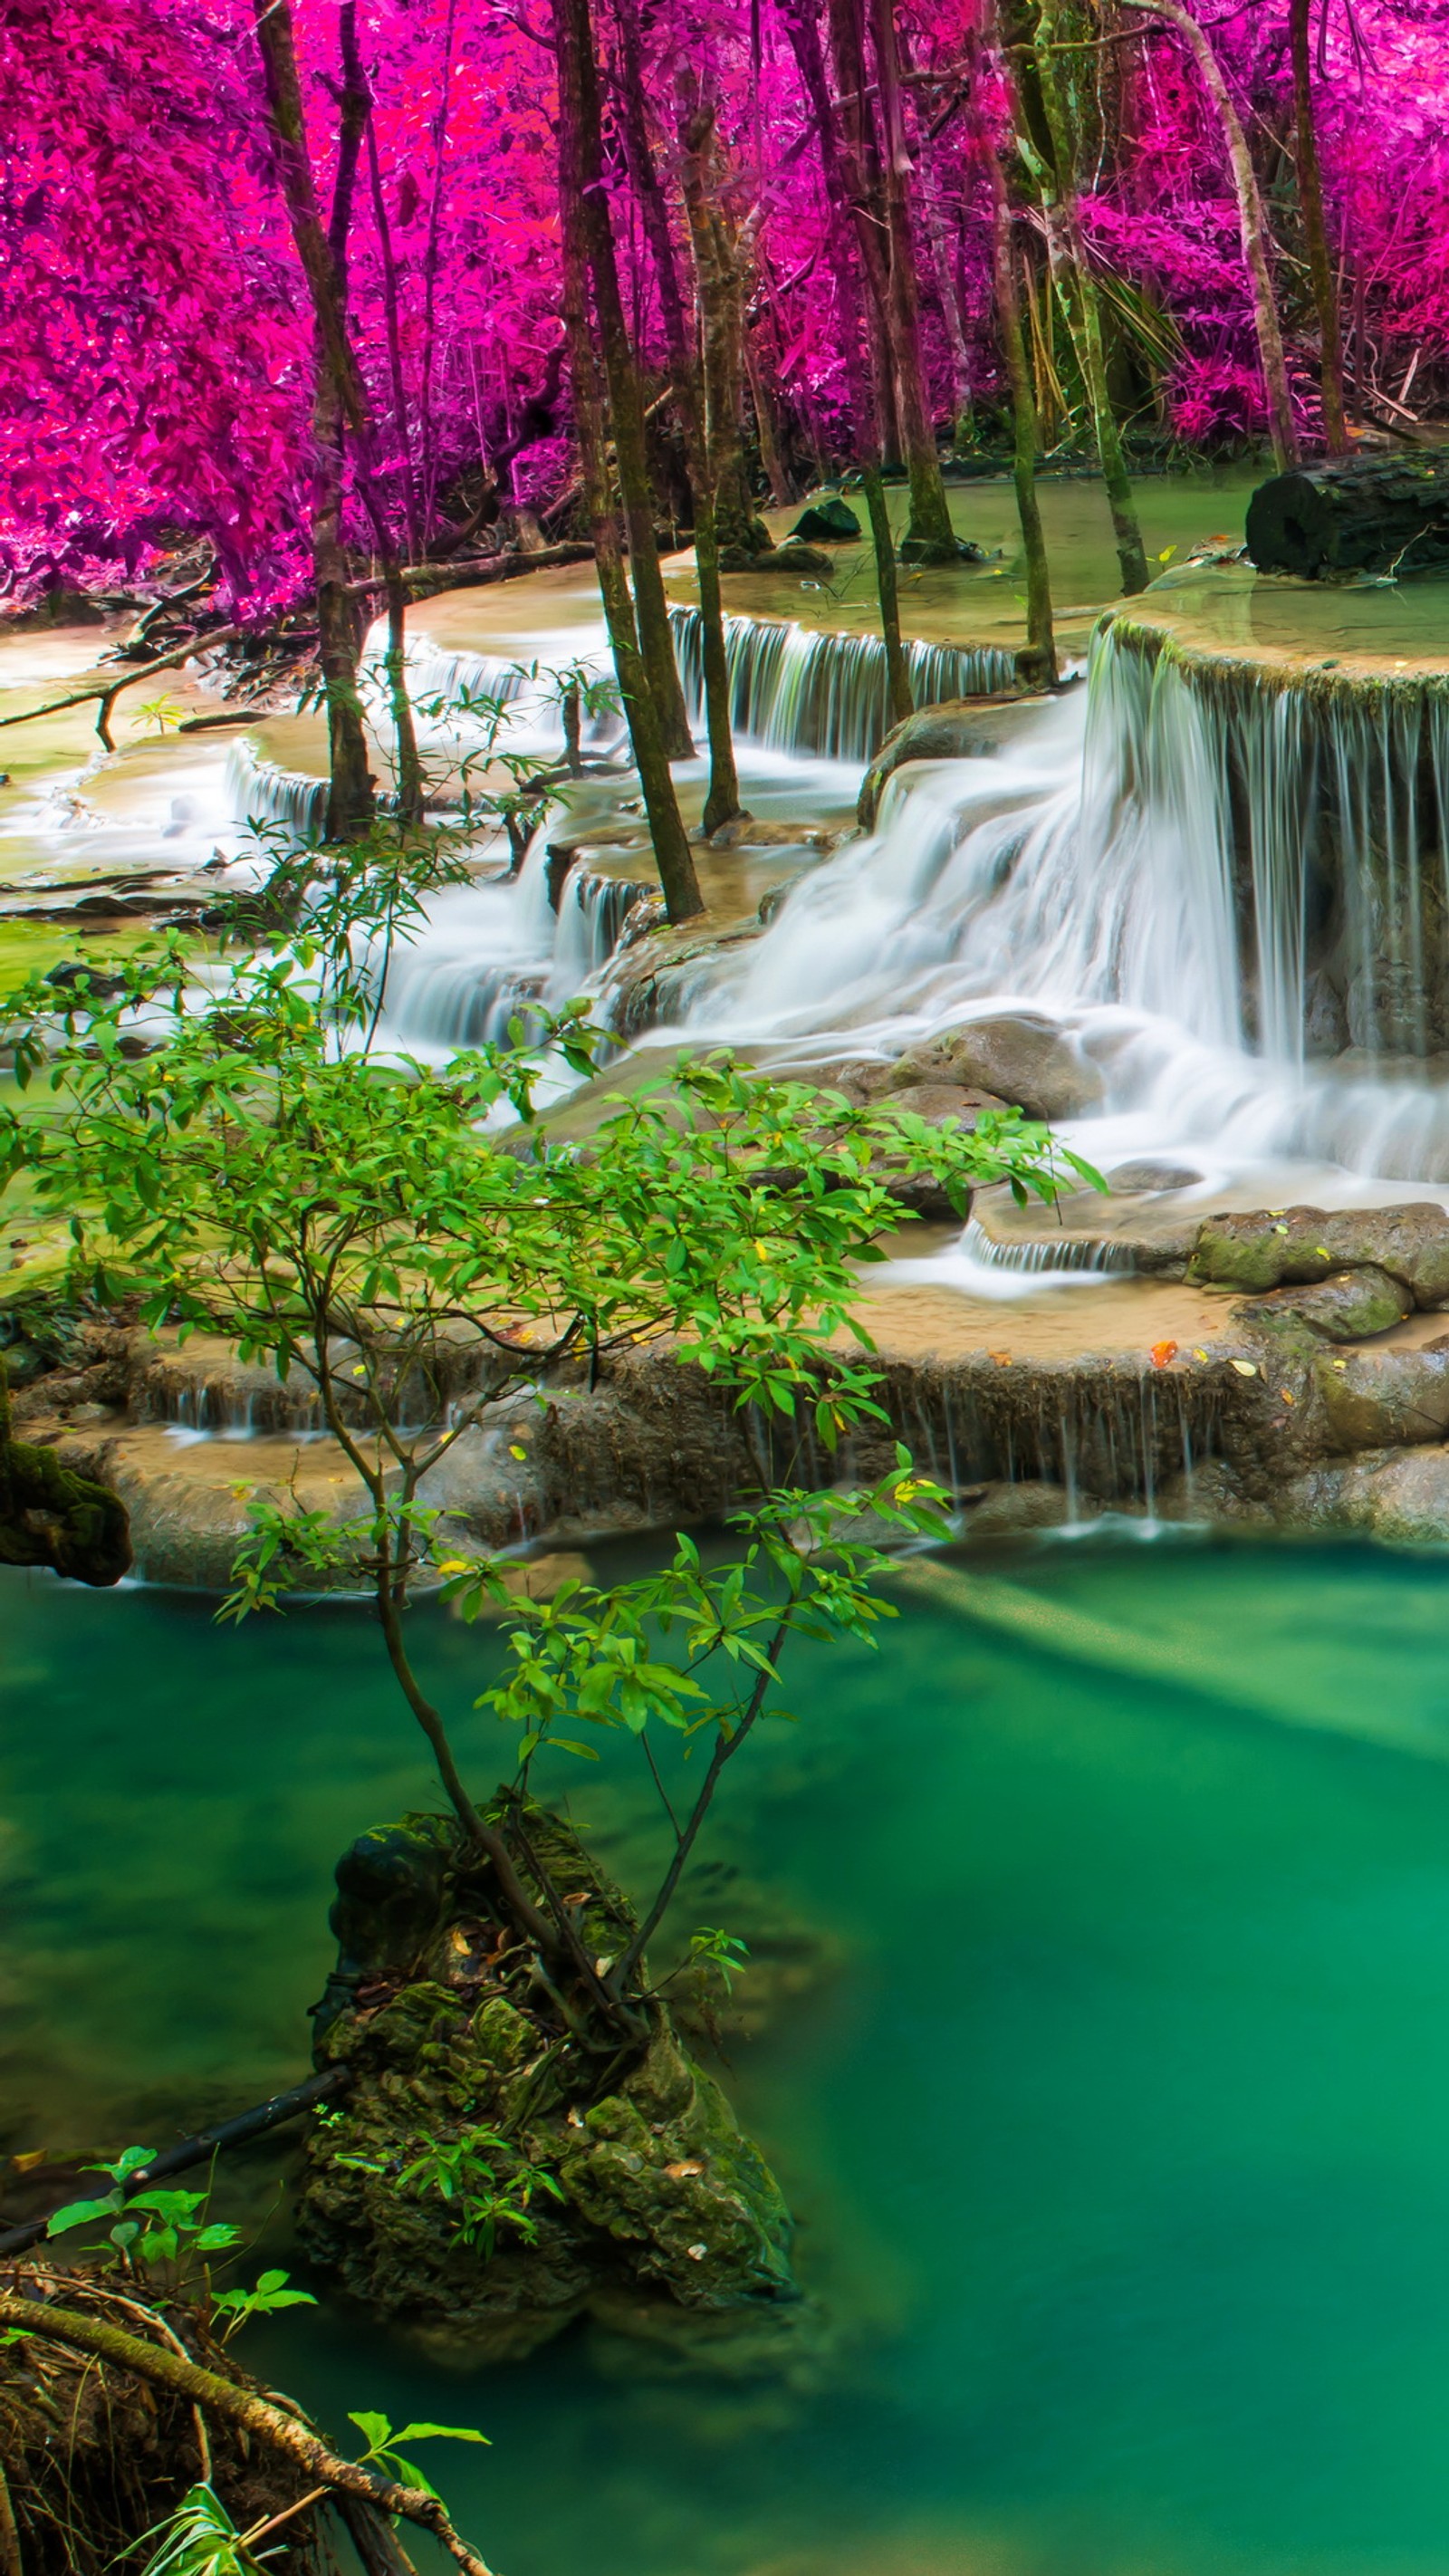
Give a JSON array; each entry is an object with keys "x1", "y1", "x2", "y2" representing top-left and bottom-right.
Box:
[
  {"x1": 1187, "y1": 1203, "x2": 1449, "y2": 1306},
  {"x1": 890, "y1": 1015, "x2": 1106, "y2": 1122},
  {"x1": 857, "y1": 695, "x2": 1043, "y2": 830},
  {"x1": 897, "y1": 535, "x2": 988, "y2": 568},
  {"x1": 1106, "y1": 1161, "x2": 1203, "y2": 1195},
  {"x1": 718, "y1": 541, "x2": 831, "y2": 575},
  {"x1": 1277, "y1": 1446, "x2": 1449, "y2": 1543},
  {"x1": 873, "y1": 1081, "x2": 1011, "y2": 1129},
  {"x1": 1311, "y1": 1345, "x2": 1449, "y2": 1451},
  {"x1": 1239, "y1": 1264, "x2": 1413, "y2": 1342},
  {"x1": 960, "y1": 1479, "x2": 1098, "y2": 1533},
  {"x1": 789, "y1": 496, "x2": 861, "y2": 543}
]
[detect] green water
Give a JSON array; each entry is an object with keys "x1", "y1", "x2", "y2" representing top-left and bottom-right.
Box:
[{"x1": 8, "y1": 1539, "x2": 1449, "y2": 2576}]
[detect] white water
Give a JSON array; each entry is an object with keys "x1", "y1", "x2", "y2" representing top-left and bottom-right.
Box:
[
  {"x1": 20, "y1": 595, "x2": 1449, "y2": 1208},
  {"x1": 659, "y1": 625, "x2": 1449, "y2": 1204}
]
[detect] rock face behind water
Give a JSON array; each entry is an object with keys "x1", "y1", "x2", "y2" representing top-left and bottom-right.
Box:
[{"x1": 1246, "y1": 451, "x2": 1449, "y2": 578}]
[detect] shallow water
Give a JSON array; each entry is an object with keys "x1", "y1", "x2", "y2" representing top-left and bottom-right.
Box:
[{"x1": 9, "y1": 1542, "x2": 1449, "y2": 2576}]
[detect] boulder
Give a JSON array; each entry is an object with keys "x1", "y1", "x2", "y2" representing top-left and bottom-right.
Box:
[
  {"x1": 1240, "y1": 1264, "x2": 1413, "y2": 1342},
  {"x1": 1106, "y1": 1160, "x2": 1203, "y2": 1195},
  {"x1": 858, "y1": 695, "x2": 1046, "y2": 829},
  {"x1": 789, "y1": 496, "x2": 861, "y2": 543},
  {"x1": 897, "y1": 535, "x2": 988, "y2": 568},
  {"x1": 1312, "y1": 1345, "x2": 1449, "y2": 1452},
  {"x1": 718, "y1": 541, "x2": 832, "y2": 575},
  {"x1": 888, "y1": 1015, "x2": 1106, "y2": 1122},
  {"x1": 301, "y1": 1808, "x2": 797, "y2": 2360},
  {"x1": 1187, "y1": 1203, "x2": 1449, "y2": 1307}
]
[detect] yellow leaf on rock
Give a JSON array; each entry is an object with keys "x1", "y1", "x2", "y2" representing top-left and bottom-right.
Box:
[{"x1": 1229, "y1": 1359, "x2": 1258, "y2": 1378}]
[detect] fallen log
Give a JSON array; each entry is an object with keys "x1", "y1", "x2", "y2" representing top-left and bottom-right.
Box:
[{"x1": 1245, "y1": 449, "x2": 1449, "y2": 577}]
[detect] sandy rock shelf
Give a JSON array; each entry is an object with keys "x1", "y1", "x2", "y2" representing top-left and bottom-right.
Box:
[{"x1": 20, "y1": 1193, "x2": 1449, "y2": 1583}]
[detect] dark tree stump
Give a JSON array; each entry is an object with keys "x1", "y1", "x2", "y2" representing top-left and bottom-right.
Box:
[{"x1": 1246, "y1": 450, "x2": 1449, "y2": 578}]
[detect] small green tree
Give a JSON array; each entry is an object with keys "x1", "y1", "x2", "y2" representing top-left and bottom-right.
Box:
[{"x1": 2, "y1": 860, "x2": 1093, "y2": 2051}]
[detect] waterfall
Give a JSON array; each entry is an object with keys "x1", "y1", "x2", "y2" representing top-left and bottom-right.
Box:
[
  {"x1": 671, "y1": 620, "x2": 1449, "y2": 1188},
  {"x1": 670, "y1": 607, "x2": 1016, "y2": 763},
  {"x1": 225, "y1": 738, "x2": 329, "y2": 841}
]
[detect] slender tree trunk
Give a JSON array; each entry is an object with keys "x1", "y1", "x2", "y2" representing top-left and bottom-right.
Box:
[
  {"x1": 862, "y1": 466, "x2": 914, "y2": 725},
  {"x1": 556, "y1": 0, "x2": 692, "y2": 756},
  {"x1": 253, "y1": 0, "x2": 375, "y2": 839},
  {"x1": 1030, "y1": 0, "x2": 1149, "y2": 592},
  {"x1": 821, "y1": 0, "x2": 903, "y2": 465},
  {"x1": 1289, "y1": 0, "x2": 1348, "y2": 453},
  {"x1": 1121, "y1": 0, "x2": 1298, "y2": 469},
  {"x1": 610, "y1": 0, "x2": 743, "y2": 831},
  {"x1": 780, "y1": 0, "x2": 913, "y2": 717},
  {"x1": 974, "y1": 37, "x2": 1057, "y2": 687},
  {"x1": 743, "y1": 322, "x2": 792, "y2": 505},
  {"x1": 365, "y1": 111, "x2": 421, "y2": 557},
  {"x1": 418, "y1": 0, "x2": 457, "y2": 534},
  {"x1": 551, "y1": 0, "x2": 703, "y2": 920},
  {"x1": 869, "y1": 0, "x2": 957, "y2": 560},
  {"x1": 914, "y1": 130, "x2": 974, "y2": 447}
]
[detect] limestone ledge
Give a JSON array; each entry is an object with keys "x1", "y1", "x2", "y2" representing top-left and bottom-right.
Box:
[{"x1": 18, "y1": 1194, "x2": 1449, "y2": 1580}]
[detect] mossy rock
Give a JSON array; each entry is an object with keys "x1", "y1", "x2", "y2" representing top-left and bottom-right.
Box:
[
  {"x1": 1188, "y1": 1205, "x2": 1449, "y2": 1308},
  {"x1": 300, "y1": 1809, "x2": 797, "y2": 2359}
]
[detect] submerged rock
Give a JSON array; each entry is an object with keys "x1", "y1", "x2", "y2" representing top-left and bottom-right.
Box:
[{"x1": 301, "y1": 1810, "x2": 797, "y2": 2361}]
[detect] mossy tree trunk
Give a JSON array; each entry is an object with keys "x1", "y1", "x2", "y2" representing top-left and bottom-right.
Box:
[
  {"x1": 868, "y1": 0, "x2": 958, "y2": 561},
  {"x1": 974, "y1": 28, "x2": 1058, "y2": 686},
  {"x1": 551, "y1": 0, "x2": 704, "y2": 920},
  {"x1": 611, "y1": 0, "x2": 744, "y2": 834},
  {"x1": 253, "y1": 0, "x2": 376, "y2": 841},
  {"x1": 1289, "y1": 0, "x2": 1349, "y2": 454},
  {"x1": 1026, "y1": 0, "x2": 1149, "y2": 594},
  {"x1": 564, "y1": 0, "x2": 693, "y2": 759},
  {"x1": 1122, "y1": 0, "x2": 1298, "y2": 470},
  {"x1": 779, "y1": 0, "x2": 914, "y2": 719}
]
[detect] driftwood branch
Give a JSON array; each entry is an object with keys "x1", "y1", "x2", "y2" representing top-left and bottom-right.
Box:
[
  {"x1": 0, "y1": 2064, "x2": 350, "y2": 2258},
  {"x1": 0, "y1": 545, "x2": 597, "y2": 744},
  {"x1": 0, "y1": 2290, "x2": 494, "y2": 2576}
]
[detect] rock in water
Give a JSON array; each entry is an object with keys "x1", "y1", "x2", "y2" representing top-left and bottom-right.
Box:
[
  {"x1": 790, "y1": 496, "x2": 862, "y2": 543},
  {"x1": 857, "y1": 695, "x2": 1047, "y2": 830},
  {"x1": 301, "y1": 1810, "x2": 797, "y2": 2360},
  {"x1": 889, "y1": 1015, "x2": 1106, "y2": 1123},
  {"x1": 0, "y1": 1368, "x2": 130, "y2": 1586},
  {"x1": 718, "y1": 540, "x2": 832, "y2": 574},
  {"x1": 1245, "y1": 451, "x2": 1449, "y2": 579}
]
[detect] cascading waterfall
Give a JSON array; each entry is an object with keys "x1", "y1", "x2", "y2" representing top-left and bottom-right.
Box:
[
  {"x1": 225, "y1": 738, "x2": 330, "y2": 841},
  {"x1": 669, "y1": 605, "x2": 1016, "y2": 764},
  {"x1": 672, "y1": 620, "x2": 1449, "y2": 1188}
]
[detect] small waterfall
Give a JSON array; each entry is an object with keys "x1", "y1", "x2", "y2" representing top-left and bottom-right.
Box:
[
  {"x1": 958, "y1": 1216, "x2": 1135, "y2": 1275},
  {"x1": 1104, "y1": 623, "x2": 1449, "y2": 1062},
  {"x1": 670, "y1": 607, "x2": 1017, "y2": 764},
  {"x1": 225, "y1": 738, "x2": 328, "y2": 841}
]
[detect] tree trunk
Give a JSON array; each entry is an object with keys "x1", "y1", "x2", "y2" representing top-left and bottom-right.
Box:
[
  {"x1": 253, "y1": 0, "x2": 376, "y2": 840},
  {"x1": 1029, "y1": 0, "x2": 1149, "y2": 593},
  {"x1": 779, "y1": 0, "x2": 914, "y2": 717},
  {"x1": 550, "y1": 0, "x2": 703, "y2": 921},
  {"x1": 1122, "y1": 0, "x2": 1298, "y2": 470},
  {"x1": 559, "y1": 0, "x2": 693, "y2": 757},
  {"x1": 869, "y1": 0, "x2": 958, "y2": 561},
  {"x1": 1289, "y1": 0, "x2": 1348, "y2": 454},
  {"x1": 1245, "y1": 450, "x2": 1449, "y2": 576},
  {"x1": 822, "y1": 0, "x2": 904, "y2": 466},
  {"x1": 861, "y1": 466, "x2": 914, "y2": 725},
  {"x1": 743, "y1": 323, "x2": 792, "y2": 506},
  {"x1": 975, "y1": 34, "x2": 1058, "y2": 686},
  {"x1": 365, "y1": 110, "x2": 421, "y2": 557},
  {"x1": 610, "y1": 0, "x2": 744, "y2": 832},
  {"x1": 914, "y1": 126, "x2": 974, "y2": 448}
]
